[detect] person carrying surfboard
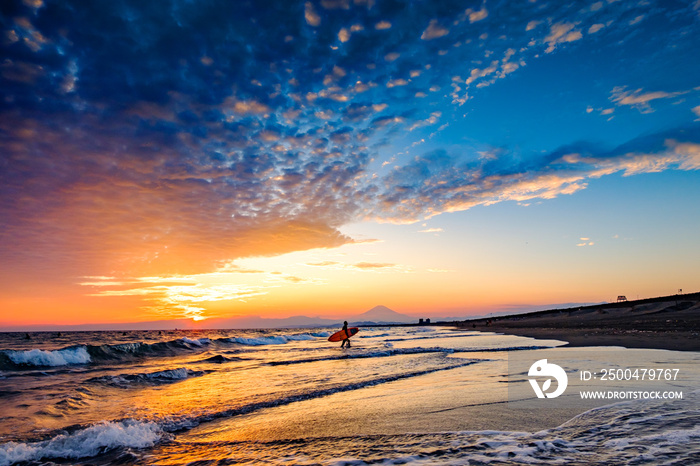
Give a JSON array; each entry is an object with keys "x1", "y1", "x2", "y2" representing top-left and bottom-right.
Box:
[
  {"x1": 327, "y1": 323, "x2": 358, "y2": 346},
  {"x1": 341, "y1": 321, "x2": 351, "y2": 348}
]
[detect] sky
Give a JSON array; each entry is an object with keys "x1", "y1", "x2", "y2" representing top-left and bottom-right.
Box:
[{"x1": 1, "y1": 0, "x2": 699, "y2": 327}]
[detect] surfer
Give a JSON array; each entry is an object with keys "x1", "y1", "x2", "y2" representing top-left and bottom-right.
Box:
[{"x1": 341, "y1": 321, "x2": 351, "y2": 348}]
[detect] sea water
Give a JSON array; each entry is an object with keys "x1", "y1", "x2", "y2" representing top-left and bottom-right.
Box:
[{"x1": 0, "y1": 327, "x2": 698, "y2": 465}]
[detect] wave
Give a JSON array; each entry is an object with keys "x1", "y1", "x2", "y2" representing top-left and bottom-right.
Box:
[
  {"x1": 0, "y1": 420, "x2": 164, "y2": 466},
  {"x1": 225, "y1": 336, "x2": 289, "y2": 346},
  {"x1": 0, "y1": 361, "x2": 476, "y2": 465},
  {"x1": 268, "y1": 345, "x2": 550, "y2": 366},
  {"x1": 269, "y1": 346, "x2": 457, "y2": 366},
  {"x1": 181, "y1": 337, "x2": 210, "y2": 346},
  {"x1": 0, "y1": 337, "x2": 216, "y2": 370},
  {"x1": 359, "y1": 333, "x2": 390, "y2": 339},
  {"x1": 223, "y1": 332, "x2": 321, "y2": 346},
  {"x1": 0, "y1": 332, "x2": 548, "y2": 372},
  {"x1": 87, "y1": 337, "x2": 213, "y2": 363},
  {"x1": 384, "y1": 332, "x2": 478, "y2": 342},
  {"x1": 195, "y1": 354, "x2": 239, "y2": 364},
  {"x1": 122, "y1": 395, "x2": 700, "y2": 465},
  {"x1": 0, "y1": 331, "x2": 332, "y2": 370},
  {"x1": 1, "y1": 346, "x2": 91, "y2": 368},
  {"x1": 87, "y1": 367, "x2": 206, "y2": 388}
]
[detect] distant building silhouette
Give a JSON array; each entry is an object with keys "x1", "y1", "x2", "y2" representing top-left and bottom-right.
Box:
[
  {"x1": 617, "y1": 295, "x2": 627, "y2": 302},
  {"x1": 425, "y1": 318, "x2": 430, "y2": 324},
  {"x1": 419, "y1": 318, "x2": 424, "y2": 324}
]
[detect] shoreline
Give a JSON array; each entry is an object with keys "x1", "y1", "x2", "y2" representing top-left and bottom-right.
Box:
[
  {"x1": 482, "y1": 326, "x2": 700, "y2": 352},
  {"x1": 454, "y1": 292, "x2": 700, "y2": 352}
]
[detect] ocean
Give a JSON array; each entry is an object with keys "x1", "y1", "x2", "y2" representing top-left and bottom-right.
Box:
[{"x1": 1, "y1": 327, "x2": 698, "y2": 465}]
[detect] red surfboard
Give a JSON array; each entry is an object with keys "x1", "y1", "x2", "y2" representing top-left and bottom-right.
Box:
[{"x1": 327, "y1": 327, "x2": 359, "y2": 342}]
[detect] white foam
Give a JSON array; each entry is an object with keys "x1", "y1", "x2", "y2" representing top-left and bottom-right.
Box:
[
  {"x1": 285, "y1": 334, "x2": 315, "y2": 341},
  {"x1": 360, "y1": 333, "x2": 390, "y2": 338},
  {"x1": 5, "y1": 346, "x2": 91, "y2": 367},
  {"x1": 229, "y1": 336, "x2": 289, "y2": 346},
  {"x1": 147, "y1": 367, "x2": 189, "y2": 380},
  {"x1": 181, "y1": 337, "x2": 210, "y2": 346},
  {"x1": 0, "y1": 420, "x2": 163, "y2": 466},
  {"x1": 225, "y1": 332, "x2": 329, "y2": 346}
]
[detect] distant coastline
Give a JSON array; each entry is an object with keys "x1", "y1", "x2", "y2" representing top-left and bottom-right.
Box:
[{"x1": 454, "y1": 292, "x2": 700, "y2": 352}]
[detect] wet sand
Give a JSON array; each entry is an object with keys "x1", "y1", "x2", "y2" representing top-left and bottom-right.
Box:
[
  {"x1": 458, "y1": 293, "x2": 700, "y2": 352},
  {"x1": 170, "y1": 356, "x2": 582, "y2": 443}
]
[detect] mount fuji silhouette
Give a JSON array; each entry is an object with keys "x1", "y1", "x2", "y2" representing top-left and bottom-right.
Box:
[{"x1": 352, "y1": 305, "x2": 414, "y2": 324}]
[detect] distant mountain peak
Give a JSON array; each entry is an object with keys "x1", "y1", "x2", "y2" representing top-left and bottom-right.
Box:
[
  {"x1": 367, "y1": 304, "x2": 393, "y2": 312},
  {"x1": 356, "y1": 305, "x2": 413, "y2": 322}
]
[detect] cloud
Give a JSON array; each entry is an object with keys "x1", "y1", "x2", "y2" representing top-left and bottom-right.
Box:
[
  {"x1": 409, "y1": 111, "x2": 441, "y2": 131},
  {"x1": 610, "y1": 86, "x2": 687, "y2": 113},
  {"x1": 368, "y1": 129, "x2": 700, "y2": 223},
  {"x1": 352, "y1": 262, "x2": 397, "y2": 269},
  {"x1": 466, "y1": 61, "x2": 499, "y2": 86},
  {"x1": 82, "y1": 267, "x2": 324, "y2": 319},
  {"x1": 467, "y1": 8, "x2": 489, "y2": 23},
  {"x1": 588, "y1": 23, "x2": 606, "y2": 34},
  {"x1": 421, "y1": 19, "x2": 450, "y2": 40},
  {"x1": 305, "y1": 2, "x2": 321, "y2": 26},
  {"x1": 306, "y1": 261, "x2": 341, "y2": 267},
  {"x1": 1, "y1": 0, "x2": 699, "y2": 319},
  {"x1": 87, "y1": 278, "x2": 271, "y2": 320},
  {"x1": 693, "y1": 106, "x2": 700, "y2": 120},
  {"x1": 526, "y1": 20, "x2": 540, "y2": 31},
  {"x1": 629, "y1": 15, "x2": 645, "y2": 26},
  {"x1": 338, "y1": 28, "x2": 351, "y2": 42},
  {"x1": 544, "y1": 23, "x2": 583, "y2": 53},
  {"x1": 305, "y1": 261, "x2": 405, "y2": 272},
  {"x1": 384, "y1": 52, "x2": 400, "y2": 62},
  {"x1": 577, "y1": 237, "x2": 594, "y2": 247},
  {"x1": 419, "y1": 228, "x2": 443, "y2": 233}
]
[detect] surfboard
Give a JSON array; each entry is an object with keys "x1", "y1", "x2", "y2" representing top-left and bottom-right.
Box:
[{"x1": 327, "y1": 327, "x2": 359, "y2": 342}]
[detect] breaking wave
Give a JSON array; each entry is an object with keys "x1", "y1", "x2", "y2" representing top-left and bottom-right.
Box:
[
  {"x1": 87, "y1": 367, "x2": 206, "y2": 388},
  {"x1": 1, "y1": 337, "x2": 213, "y2": 370},
  {"x1": 224, "y1": 332, "x2": 321, "y2": 346},
  {"x1": 2, "y1": 346, "x2": 91, "y2": 368},
  {"x1": 0, "y1": 420, "x2": 164, "y2": 466}
]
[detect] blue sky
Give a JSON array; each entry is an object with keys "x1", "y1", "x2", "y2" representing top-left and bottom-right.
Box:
[{"x1": 1, "y1": 0, "x2": 699, "y2": 324}]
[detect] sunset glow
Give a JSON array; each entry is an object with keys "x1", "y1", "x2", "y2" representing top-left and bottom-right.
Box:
[{"x1": 1, "y1": 0, "x2": 699, "y2": 328}]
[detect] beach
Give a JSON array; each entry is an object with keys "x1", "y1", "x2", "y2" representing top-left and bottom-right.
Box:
[
  {"x1": 461, "y1": 293, "x2": 700, "y2": 352},
  {"x1": 1, "y1": 325, "x2": 699, "y2": 465}
]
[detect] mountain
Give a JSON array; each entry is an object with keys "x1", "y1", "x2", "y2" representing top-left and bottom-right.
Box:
[{"x1": 353, "y1": 305, "x2": 415, "y2": 324}]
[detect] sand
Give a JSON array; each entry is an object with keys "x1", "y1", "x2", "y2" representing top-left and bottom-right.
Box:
[{"x1": 458, "y1": 292, "x2": 700, "y2": 352}]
